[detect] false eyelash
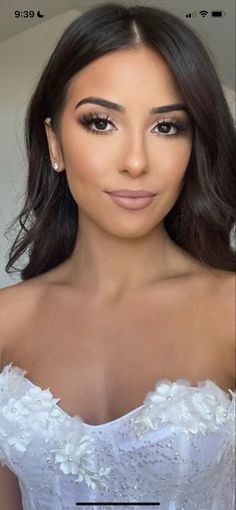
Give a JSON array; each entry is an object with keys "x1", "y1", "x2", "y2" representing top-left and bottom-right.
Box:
[
  {"x1": 78, "y1": 113, "x2": 114, "y2": 135},
  {"x1": 78, "y1": 112, "x2": 188, "y2": 137}
]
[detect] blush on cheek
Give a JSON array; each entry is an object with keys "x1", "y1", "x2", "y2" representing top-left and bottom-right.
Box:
[{"x1": 157, "y1": 162, "x2": 187, "y2": 192}]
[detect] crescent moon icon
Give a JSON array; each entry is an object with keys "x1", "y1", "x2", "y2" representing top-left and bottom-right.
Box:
[{"x1": 37, "y1": 11, "x2": 44, "y2": 18}]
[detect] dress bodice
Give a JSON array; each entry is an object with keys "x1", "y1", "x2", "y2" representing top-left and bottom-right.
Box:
[{"x1": 0, "y1": 362, "x2": 235, "y2": 510}]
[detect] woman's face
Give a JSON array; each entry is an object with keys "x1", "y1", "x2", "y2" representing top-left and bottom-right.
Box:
[{"x1": 45, "y1": 47, "x2": 193, "y2": 238}]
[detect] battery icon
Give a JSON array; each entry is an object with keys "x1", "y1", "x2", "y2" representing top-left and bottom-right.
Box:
[{"x1": 211, "y1": 11, "x2": 226, "y2": 17}]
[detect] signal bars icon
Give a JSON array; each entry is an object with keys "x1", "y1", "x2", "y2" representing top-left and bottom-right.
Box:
[{"x1": 186, "y1": 11, "x2": 197, "y2": 18}]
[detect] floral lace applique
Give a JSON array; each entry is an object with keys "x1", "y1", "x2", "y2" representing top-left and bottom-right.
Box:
[
  {"x1": 129, "y1": 379, "x2": 236, "y2": 438},
  {"x1": 0, "y1": 363, "x2": 112, "y2": 490},
  {"x1": 0, "y1": 365, "x2": 235, "y2": 509},
  {"x1": 51, "y1": 418, "x2": 112, "y2": 490},
  {"x1": 0, "y1": 382, "x2": 61, "y2": 453}
]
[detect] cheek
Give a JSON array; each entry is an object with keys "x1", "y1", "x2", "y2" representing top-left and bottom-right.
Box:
[
  {"x1": 157, "y1": 143, "x2": 191, "y2": 191},
  {"x1": 62, "y1": 138, "x2": 106, "y2": 189}
]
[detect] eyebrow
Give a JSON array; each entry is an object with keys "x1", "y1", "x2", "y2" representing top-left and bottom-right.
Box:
[{"x1": 74, "y1": 96, "x2": 188, "y2": 114}]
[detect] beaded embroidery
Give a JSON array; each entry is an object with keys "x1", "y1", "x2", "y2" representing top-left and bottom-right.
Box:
[{"x1": 0, "y1": 363, "x2": 235, "y2": 509}]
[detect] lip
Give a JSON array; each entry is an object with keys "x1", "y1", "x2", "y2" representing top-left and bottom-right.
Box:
[
  {"x1": 106, "y1": 194, "x2": 155, "y2": 210},
  {"x1": 106, "y1": 189, "x2": 156, "y2": 198}
]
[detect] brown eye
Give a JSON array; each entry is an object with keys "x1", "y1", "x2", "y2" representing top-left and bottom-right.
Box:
[
  {"x1": 152, "y1": 119, "x2": 187, "y2": 137},
  {"x1": 79, "y1": 113, "x2": 115, "y2": 135},
  {"x1": 78, "y1": 112, "x2": 188, "y2": 138}
]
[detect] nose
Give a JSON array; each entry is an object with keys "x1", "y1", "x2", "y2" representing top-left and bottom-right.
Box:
[{"x1": 118, "y1": 131, "x2": 149, "y2": 177}]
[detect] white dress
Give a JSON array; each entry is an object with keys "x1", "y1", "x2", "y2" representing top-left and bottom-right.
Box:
[{"x1": 0, "y1": 362, "x2": 235, "y2": 510}]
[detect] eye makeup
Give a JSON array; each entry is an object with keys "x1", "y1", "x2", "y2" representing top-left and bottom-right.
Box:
[{"x1": 78, "y1": 111, "x2": 190, "y2": 138}]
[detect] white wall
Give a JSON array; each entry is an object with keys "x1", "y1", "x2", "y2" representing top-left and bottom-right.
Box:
[{"x1": 0, "y1": 9, "x2": 235, "y2": 288}]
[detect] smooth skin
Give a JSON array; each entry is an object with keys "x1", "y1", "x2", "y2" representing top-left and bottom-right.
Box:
[{"x1": 44, "y1": 47, "x2": 198, "y2": 302}]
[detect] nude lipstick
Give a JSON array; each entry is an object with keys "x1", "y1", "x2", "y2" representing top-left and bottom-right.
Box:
[{"x1": 105, "y1": 189, "x2": 156, "y2": 210}]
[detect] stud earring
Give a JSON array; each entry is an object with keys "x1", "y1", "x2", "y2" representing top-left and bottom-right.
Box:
[{"x1": 52, "y1": 161, "x2": 60, "y2": 171}]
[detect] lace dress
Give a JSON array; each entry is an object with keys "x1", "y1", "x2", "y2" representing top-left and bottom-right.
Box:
[{"x1": 0, "y1": 363, "x2": 235, "y2": 510}]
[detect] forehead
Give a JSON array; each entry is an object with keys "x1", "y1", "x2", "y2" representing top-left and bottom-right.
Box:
[{"x1": 66, "y1": 47, "x2": 183, "y2": 107}]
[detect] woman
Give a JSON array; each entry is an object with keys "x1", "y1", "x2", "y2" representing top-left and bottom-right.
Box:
[{"x1": 0, "y1": 2, "x2": 235, "y2": 509}]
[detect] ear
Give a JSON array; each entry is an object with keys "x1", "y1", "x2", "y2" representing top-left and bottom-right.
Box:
[{"x1": 44, "y1": 117, "x2": 65, "y2": 170}]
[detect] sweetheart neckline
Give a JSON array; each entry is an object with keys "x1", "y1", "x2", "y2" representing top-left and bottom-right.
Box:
[{"x1": 1, "y1": 362, "x2": 235, "y2": 430}]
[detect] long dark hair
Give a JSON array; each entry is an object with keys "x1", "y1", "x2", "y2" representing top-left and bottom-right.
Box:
[{"x1": 4, "y1": 1, "x2": 236, "y2": 280}]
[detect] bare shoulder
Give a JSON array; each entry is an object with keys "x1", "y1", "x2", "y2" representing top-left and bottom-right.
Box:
[
  {"x1": 212, "y1": 269, "x2": 235, "y2": 307},
  {"x1": 209, "y1": 270, "x2": 235, "y2": 347},
  {"x1": 189, "y1": 266, "x2": 235, "y2": 346},
  {"x1": 0, "y1": 278, "x2": 49, "y2": 369}
]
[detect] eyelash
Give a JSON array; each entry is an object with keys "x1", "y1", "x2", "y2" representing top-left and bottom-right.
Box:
[{"x1": 78, "y1": 112, "x2": 188, "y2": 138}]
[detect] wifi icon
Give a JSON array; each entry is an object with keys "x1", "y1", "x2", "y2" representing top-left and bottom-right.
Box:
[{"x1": 199, "y1": 10, "x2": 209, "y2": 17}]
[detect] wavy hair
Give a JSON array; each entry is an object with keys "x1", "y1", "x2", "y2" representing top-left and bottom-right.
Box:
[{"x1": 4, "y1": 1, "x2": 236, "y2": 280}]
